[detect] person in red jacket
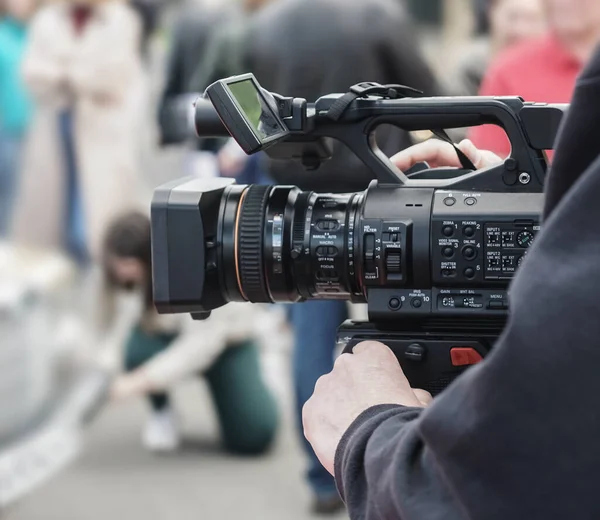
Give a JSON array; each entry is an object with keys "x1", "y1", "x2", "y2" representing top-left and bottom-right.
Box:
[{"x1": 469, "y1": 0, "x2": 600, "y2": 158}]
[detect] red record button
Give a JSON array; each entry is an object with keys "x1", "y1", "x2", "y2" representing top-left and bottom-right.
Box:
[{"x1": 450, "y1": 347, "x2": 483, "y2": 367}]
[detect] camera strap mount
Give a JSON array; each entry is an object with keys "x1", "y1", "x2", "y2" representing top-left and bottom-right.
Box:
[{"x1": 325, "y1": 82, "x2": 423, "y2": 121}]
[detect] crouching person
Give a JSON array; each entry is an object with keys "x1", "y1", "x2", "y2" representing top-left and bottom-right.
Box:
[{"x1": 100, "y1": 211, "x2": 279, "y2": 455}]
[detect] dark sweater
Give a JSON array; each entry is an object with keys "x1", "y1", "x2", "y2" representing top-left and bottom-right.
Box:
[{"x1": 334, "y1": 44, "x2": 600, "y2": 519}]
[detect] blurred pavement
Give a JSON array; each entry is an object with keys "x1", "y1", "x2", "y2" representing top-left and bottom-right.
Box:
[{"x1": 6, "y1": 364, "x2": 348, "y2": 520}]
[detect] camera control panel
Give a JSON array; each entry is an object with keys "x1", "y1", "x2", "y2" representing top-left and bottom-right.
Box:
[{"x1": 431, "y1": 191, "x2": 541, "y2": 288}]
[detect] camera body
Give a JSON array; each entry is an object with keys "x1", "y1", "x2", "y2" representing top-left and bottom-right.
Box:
[
  {"x1": 151, "y1": 74, "x2": 564, "y2": 394},
  {"x1": 335, "y1": 186, "x2": 540, "y2": 393}
]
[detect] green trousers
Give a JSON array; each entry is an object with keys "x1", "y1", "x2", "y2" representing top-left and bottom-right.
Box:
[{"x1": 124, "y1": 326, "x2": 279, "y2": 455}]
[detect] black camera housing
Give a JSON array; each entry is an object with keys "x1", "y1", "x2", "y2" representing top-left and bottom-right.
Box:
[{"x1": 151, "y1": 74, "x2": 566, "y2": 393}]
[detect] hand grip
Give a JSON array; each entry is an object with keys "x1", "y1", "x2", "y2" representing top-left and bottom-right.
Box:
[{"x1": 341, "y1": 338, "x2": 490, "y2": 396}]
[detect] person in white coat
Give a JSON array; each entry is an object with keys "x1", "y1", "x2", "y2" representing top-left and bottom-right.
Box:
[{"x1": 12, "y1": 0, "x2": 146, "y2": 262}]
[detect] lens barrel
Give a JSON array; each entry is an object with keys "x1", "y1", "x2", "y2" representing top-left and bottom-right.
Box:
[{"x1": 218, "y1": 185, "x2": 365, "y2": 304}]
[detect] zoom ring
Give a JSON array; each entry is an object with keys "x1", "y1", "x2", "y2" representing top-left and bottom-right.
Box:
[{"x1": 238, "y1": 185, "x2": 271, "y2": 302}]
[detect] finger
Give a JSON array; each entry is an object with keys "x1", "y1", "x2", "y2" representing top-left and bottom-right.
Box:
[
  {"x1": 352, "y1": 341, "x2": 407, "y2": 378},
  {"x1": 412, "y1": 388, "x2": 433, "y2": 407},
  {"x1": 457, "y1": 139, "x2": 503, "y2": 169},
  {"x1": 391, "y1": 139, "x2": 463, "y2": 171},
  {"x1": 352, "y1": 340, "x2": 394, "y2": 357},
  {"x1": 333, "y1": 352, "x2": 352, "y2": 369}
]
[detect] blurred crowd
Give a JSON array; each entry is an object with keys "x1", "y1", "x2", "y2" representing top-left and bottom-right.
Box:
[{"x1": 1, "y1": 0, "x2": 600, "y2": 516}]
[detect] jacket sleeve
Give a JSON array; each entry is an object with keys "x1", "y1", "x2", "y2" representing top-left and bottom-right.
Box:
[
  {"x1": 334, "y1": 405, "x2": 464, "y2": 519},
  {"x1": 79, "y1": 269, "x2": 142, "y2": 374},
  {"x1": 335, "y1": 52, "x2": 600, "y2": 519},
  {"x1": 140, "y1": 303, "x2": 262, "y2": 390},
  {"x1": 21, "y1": 9, "x2": 68, "y2": 100},
  {"x1": 68, "y1": 6, "x2": 142, "y2": 100}
]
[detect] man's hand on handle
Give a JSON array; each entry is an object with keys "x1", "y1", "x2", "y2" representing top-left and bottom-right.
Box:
[
  {"x1": 303, "y1": 341, "x2": 432, "y2": 476},
  {"x1": 391, "y1": 138, "x2": 502, "y2": 171}
]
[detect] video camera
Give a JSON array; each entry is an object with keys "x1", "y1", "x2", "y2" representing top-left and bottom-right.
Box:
[{"x1": 150, "y1": 73, "x2": 566, "y2": 395}]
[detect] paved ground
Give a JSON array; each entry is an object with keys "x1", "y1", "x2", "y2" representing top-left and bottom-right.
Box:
[{"x1": 6, "y1": 361, "x2": 349, "y2": 520}]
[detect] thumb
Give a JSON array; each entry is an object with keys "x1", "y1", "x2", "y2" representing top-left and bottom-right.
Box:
[{"x1": 412, "y1": 388, "x2": 433, "y2": 407}]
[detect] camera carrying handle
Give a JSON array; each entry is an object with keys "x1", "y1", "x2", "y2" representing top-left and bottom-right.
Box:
[{"x1": 310, "y1": 90, "x2": 566, "y2": 192}]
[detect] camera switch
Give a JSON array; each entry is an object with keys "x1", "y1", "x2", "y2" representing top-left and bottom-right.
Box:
[{"x1": 404, "y1": 344, "x2": 426, "y2": 362}]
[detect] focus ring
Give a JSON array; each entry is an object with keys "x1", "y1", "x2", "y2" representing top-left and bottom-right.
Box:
[{"x1": 238, "y1": 185, "x2": 271, "y2": 302}]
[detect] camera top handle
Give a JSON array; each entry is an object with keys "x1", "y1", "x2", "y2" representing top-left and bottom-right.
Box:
[{"x1": 309, "y1": 85, "x2": 565, "y2": 193}]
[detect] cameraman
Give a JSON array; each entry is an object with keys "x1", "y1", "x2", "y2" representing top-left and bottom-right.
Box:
[{"x1": 303, "y1": 44, "x2": 600, "y2": 519}]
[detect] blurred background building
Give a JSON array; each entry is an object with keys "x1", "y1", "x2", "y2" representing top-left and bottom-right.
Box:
[{"x1": 0, "y1": 0, "x2": 598, "y2": 518}]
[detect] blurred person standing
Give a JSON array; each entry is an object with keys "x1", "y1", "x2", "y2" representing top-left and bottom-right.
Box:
[
  {"x1": 157, "y1": 2, "x2": 230, "y2": 179},
  {"x1": 242, "y1": 0, "x2": 440, "y2": 514},
  {"x1": 189, "y1": 0, "x2": 274, "y2": 184},
  {"x1": 0, "y1": 0, "x2": 34, "y2": 236},
  {"x1": 452, "y1": 0, "x2": 546, "y2": 95},
  {"x1": 469, "y1": 0, "x2": 600, "y2": 157},
  {"x1": 102, "y1": 212, "x2": 279, "y2": 454},
  {"x1": 129, "y1": 0, "x2": 160, "y2": 56},
  {"x1": 191, "y1": 0, "x2": 272, "y2": 89},
  {"x1": 12, "y1": 0, "x2": 146, "y2": 263}
]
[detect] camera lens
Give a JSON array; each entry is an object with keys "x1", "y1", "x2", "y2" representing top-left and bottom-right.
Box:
[
  {"x1": 218, "y1": 185, "x2": 365, "y2": 304},
  {"x1": 236, "y1": 185, "x2": 271, "y2": 302}
]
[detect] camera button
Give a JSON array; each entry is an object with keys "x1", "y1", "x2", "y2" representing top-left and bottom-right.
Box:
[
  {"x1": 463, "y1": 225, "x2": 476, "y2": 237},
  {"x1": 462, "y1": 246, "x2": 477, "y2": 260},
  {"x1": 411, "y1": 297, "x2": 423, "y2": 308},
  {"x1": 442, "y1": 225, "x2": 454, "y2": 237},
  {"x1": 450, "y1": 347, "x2": 483, "y2": 366},
  {"x1": 388, "y1": 297, "x2": 402, "y2": 310},
  {"x1": 443, "y1": 197, "x2": 456, "y2": 207},
  {"x1": 442, "y1": 246, "x2": 454, "y2": 259},
  {"x1": 465, "y1": 197, "x2": 477, "y2": 206}
]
